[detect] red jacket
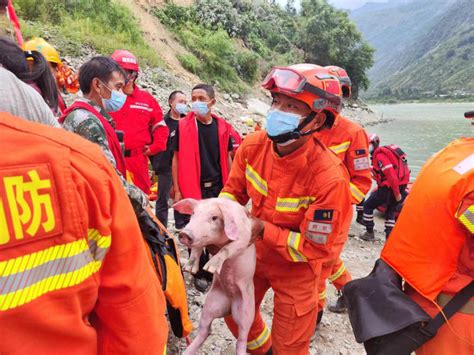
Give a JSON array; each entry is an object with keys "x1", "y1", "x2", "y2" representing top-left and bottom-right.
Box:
[
  {"x1": 59, "y1": 100, "x2": 127, "y2": 176},
  {"x1": 110, "y1": 85, "x2": 168, "y2": 155},
  {"x1": 177, "y1": 113, "x2": 232, "y2": 199},
  {"x1": 372, "y1": 145, "x2": 410, "y2": 196}
]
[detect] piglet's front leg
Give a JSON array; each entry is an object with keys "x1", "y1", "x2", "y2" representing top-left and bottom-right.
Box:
[
  {"x1": 203, "y1": 241, "x2": 248, "y2": 274},
  {"x1": 185, "y1": 247, "x2": 203, "y2": 275}
]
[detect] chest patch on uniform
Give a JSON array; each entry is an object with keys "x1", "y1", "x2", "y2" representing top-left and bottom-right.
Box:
[
  {"x1": 130, "y1": 103, "x2": 153, "y2": 112},
  {"x1": 306, "y1": 232, "x2": 328, "y2": 245},
  {"x1": 355, "y1": 149, "x2": 366, "y2": 156},
  {"x1": 354, "y1": 157, "x2": 370, "y2": 171},
  {"x1": 307, "y1": 221, "x2": 333, "y2": 234},
  {"x1": 314, "y1": 209, "x2": 334, "y2": 221},
  {"x1": 0, "y1": 164, "x2": 62, "y2": 248}
]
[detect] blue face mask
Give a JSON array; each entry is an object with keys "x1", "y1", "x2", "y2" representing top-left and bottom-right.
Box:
[
  {"x1": 175, "y1": 103, "x2": 189, "y2": 115},
  {"x1": 100, "y1": 81, "x2": 127, "y2": 112},
  {"x1": 265, "y1": 109, "x2": 301, "y2": 137},
  {"x1": 191, "y1": 101, "x2": 210, "y2": 117}
]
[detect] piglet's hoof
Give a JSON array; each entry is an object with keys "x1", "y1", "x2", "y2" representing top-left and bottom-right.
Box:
[{"x1": 203, "y1": 255, "x2": 225, "y2": 274}]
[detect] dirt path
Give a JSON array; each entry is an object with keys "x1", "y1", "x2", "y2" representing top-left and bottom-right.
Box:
[{"x1": 116, "y1": 0, "x2": 199, "y2": 83}]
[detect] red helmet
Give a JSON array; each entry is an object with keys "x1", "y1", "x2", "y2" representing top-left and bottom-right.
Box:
[
  {"x1": 111, "y1": 49, "x2": 139, "y2": 72},
  {"x1": 326, "y1": 65, "x2": 352, "y2": 98},
  {"x1": 262, "y1": 64, "x2": 343, "y2": 115},
  {"x1": 368, "y1": 133, "x2": 380, "y2": 149}
]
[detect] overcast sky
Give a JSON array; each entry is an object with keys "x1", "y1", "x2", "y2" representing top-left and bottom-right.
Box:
[
  {"x1": 328, "y1": 0, "x2": 388, "y2": 10},
  {"x1": 277, "y1": 0, "x2": 389, "y2": 10}
]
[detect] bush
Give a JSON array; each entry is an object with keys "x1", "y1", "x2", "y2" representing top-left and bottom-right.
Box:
[
  {"x1": 235, "y1": 50, "x2": 259, "y2": 82},
  {"x1": 178, "y1": 54, "x2": 201, "y2": 74}
]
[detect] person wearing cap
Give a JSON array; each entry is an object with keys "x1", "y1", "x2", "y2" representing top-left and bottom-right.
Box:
[
  {"x1": 220, "y1": 64, "x2": 352, "y2": 354},
  {"x1": 314, "y1": 66, "x2": 372, "y2": 315},
  {"x1": 23, "y1": 37, "x2": 79, "y2": 114},
  {"x1": 109, "y1": 49, "x2": 168, "y2": 195}
]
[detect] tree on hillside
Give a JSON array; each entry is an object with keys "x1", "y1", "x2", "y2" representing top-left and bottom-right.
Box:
[{"x1": 298, "y1": 0, "x2": 374, "y2": 97}]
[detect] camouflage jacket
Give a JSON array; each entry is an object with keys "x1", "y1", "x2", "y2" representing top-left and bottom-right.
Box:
[{"x1": 62, "y1": 98, "x2": 147, "y2": 208}]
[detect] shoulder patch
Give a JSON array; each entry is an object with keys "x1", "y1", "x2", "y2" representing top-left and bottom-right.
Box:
[
  {"x1": 453, "y1": 154, "x2": 474, "y2": 175},
  {"x1": 355, "y1": 149, "x2": 366, "y2": 156},
  {"x1": 0, "y1": 164, "x2": 63, "y2": 248},
  {"x1": 314, "y1": 209, "x2": 334, "y2": 221}
]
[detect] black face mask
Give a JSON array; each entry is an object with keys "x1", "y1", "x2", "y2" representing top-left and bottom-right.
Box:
[{"x1": 267, "y1": 111, "x2": 317, "y2": 144}]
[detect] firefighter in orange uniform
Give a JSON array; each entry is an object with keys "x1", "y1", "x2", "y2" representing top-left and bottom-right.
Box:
[
  {"x1": 220, "y1": 64, "x2": 352, "y2": 354},
  {"x1": 0, "y1": 112, "x2": 168, "y2": 354},
  {"x1": 315, "y1": 66, "x2": 372, "y2": 315},
  {"x1": 381, "y1": 112, "x2": 474, "y2": 354}
]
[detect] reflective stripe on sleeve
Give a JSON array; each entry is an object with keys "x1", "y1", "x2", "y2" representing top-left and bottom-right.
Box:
[
  {"x1": 458, "y1": 205, "x2": 474, "y2": 234},
  {"x1": 328, "y1": 263, "x2": 346, "y2": 282},
  {"x1": 245, "y1": 163, "x2": 268, "y2": 196},
  {"x1": 219, "y1": 192, "x2": 237, "y2": 202},
  {"x1": 329, "y1": 141, "x2": 350, "y2": 155},
  {"x1": 287, "y1": 231, "x2": 308, "y2": 262},
  {"x1": 247, "y1": 325, "x2": 271, "y2": 351},
  {"x1": 276, "y1": 196, "x2": 315, "y2": 212},
  {"x1": 381, "y1": 164, "x2": 393, "y2": 171},
  {"x1": 0, "y1": 229, "x2": 110, "y2": 311},
  {"x1": 319, "y1": 289, "x2": 327, "y2": 300},
  {"x1": 349, "y1": 182, "x2": 366, "y2": 203}
]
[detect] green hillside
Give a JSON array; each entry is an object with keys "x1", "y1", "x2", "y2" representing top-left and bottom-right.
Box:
[{"x1": 351, "y1": 0, "x2": 473, "y2": 100}]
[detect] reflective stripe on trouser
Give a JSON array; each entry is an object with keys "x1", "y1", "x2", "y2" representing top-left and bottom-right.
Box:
[
  {"x1": 385, "y1": 219, "x2": 396, "y2": 236},
  {"x1": 225, "y1": 247, "x2": 319, "y2": 354},
  {"x1": 363, "y1": 212, "x2": 374, "y2": 229},
  {"x1": 317, "y1": 243, "x2": 351, "y2": 309},
  {"x1": 0, "y1": 229, "x2": 110, "y2": 311}
]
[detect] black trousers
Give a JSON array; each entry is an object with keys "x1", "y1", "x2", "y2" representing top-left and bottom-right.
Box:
[
  {"x1": 155, "y1": 171, "x2": 188, "y2": 229},
  {"x1": 363, "y1": 185, "x2": 408, "y2": 238}
]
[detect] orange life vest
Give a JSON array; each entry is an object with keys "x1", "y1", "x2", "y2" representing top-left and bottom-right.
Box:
[{"x1": 382, "y1": 138, "x2": 474, "y2": 300}]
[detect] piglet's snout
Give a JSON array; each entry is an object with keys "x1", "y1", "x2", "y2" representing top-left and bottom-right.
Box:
[{"x1": 178, "y1": 230, "x2": 194, "y2": 247}]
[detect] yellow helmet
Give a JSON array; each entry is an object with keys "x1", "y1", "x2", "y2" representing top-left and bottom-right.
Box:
[{"x1": 23, "y1": 37, "x2": 61, "y2": 65}]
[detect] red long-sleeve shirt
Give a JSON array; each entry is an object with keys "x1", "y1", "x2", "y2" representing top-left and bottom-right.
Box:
[{"x1": 110, "y1": 85, "x2": 168, "y2": 155}]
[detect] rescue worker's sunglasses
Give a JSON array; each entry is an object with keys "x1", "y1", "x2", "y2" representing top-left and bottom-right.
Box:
[{"x1": 262, "y1": 67, "x2": 342, "y2": 107}]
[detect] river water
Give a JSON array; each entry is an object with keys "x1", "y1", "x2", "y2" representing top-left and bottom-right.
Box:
[{"x1": 368, "y1": 102, "x2": 473, "y2": 179}]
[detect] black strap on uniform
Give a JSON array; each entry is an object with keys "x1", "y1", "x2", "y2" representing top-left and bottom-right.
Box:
[{"x1": 423, "y1": 281, "x2": 474, "y2": 336}]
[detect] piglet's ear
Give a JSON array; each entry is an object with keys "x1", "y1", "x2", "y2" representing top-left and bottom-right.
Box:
[
  {"x1": 216, "y1": 198, "x2": 250, "y2": 241},
  {"x1": 173, "y1": 198, "x2": 198, "y2": 215}
]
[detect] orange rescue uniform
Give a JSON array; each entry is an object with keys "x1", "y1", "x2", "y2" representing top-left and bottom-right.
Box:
[
  {"x1": 315, "y1": 114, "x2": 371, "y2": 308},
  {"x1": 382, "y1": 138, "x2": 474, "y2": 355},
  {"x1": 220, "y1": 131, "x2": 352, "y2": 354},
  {"x1": 0, "y1": 113, "x2": 168, "y2": 354}
]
